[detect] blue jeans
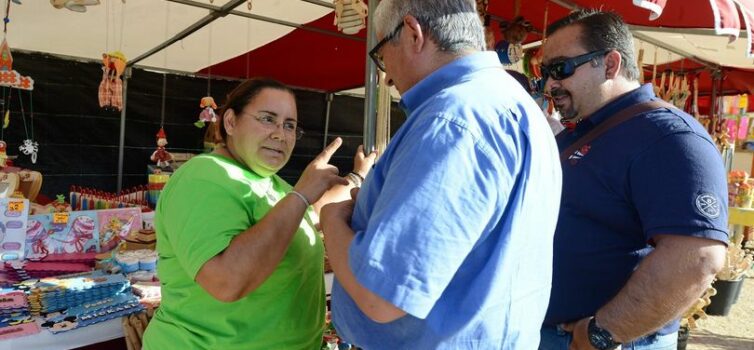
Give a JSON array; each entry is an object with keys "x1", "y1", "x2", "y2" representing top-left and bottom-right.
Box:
[{"x1": 539, "y1": 325, "x2": 677, "y2": 350}]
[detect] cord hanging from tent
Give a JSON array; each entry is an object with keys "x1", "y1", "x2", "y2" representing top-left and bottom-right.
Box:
[
  {"x1": 164, "y1": 1, "x2": 170, "y2": 69},
  {"x1": 245, "y1": 16, "x2": 251, "y2": 79},
  {"x1": 17, "y1": 88, "x2": 37, "y2": 163},
  {"x1": 151, "y1": 73, "x2": 173, "y2": 169},
  {"x1": 207, "y1": 22, "x2": 212, "y2": 95},
  {"x1": 0, "y1": 87, "x2": 9, "y2": 141},
  {"x1": 104, "y1": 0, "x2": 109, "y2": 52},
  {"x1": 0, "y1": 86, "x2": 8, "y2": 167},
  {"x1": 196, "y1": 23, "x2": 217, "y2": 128},
  {"x1": 160, "y1": 74, "x2": 166, "y2": 129},
  {"x1": 3, "y1": 0, "x2": 10, "y2": 37},
  {"x1": 118, "y1": 0, "x2": 125, "y2": 52}
]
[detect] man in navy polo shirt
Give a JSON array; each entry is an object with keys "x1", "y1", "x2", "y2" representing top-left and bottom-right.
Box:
[
  {"x1": 539, "y1": 9, "x2": 729, "y2": 350},
  {"x1": 319, "y1": 0, "x2": 562, "y2": 348}
]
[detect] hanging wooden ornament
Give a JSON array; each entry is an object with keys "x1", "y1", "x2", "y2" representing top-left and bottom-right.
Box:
[
  {"x1": 0, "y1": 140, "x2": 8, "y2": 168},
  {"x1": 150, "y1": 128, "x2": 173, "y2": 169},
  {"x1": 0, "y1": 1, "x2": 33, "y2": 91},
  {"x1": 50, "y1": 0, "x2": 100, "y2": 13},
  {"x1": 98, "y1": 51, "x2": 126, "y2": 111},
  {"x1": 494, "y1": 17, "x2": 534, "y2": 65},
  {"x1": 195, "y1": 96, "x2": 218, "y2": 128},
  {"x1": 333, "y1": 0, "x2": 367, "y2": 35}
]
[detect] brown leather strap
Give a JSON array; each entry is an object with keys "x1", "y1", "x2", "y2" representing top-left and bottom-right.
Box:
[{"x1": 559, "y1": 99, "x2": 676, "y2": 162}]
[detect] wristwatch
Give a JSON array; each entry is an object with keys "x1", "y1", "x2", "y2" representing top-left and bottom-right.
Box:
[{"x1": 587, "y1": 317, "x2": 621, "y2": 350}]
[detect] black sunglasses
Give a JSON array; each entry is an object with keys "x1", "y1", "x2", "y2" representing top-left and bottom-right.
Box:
[
  {"x1": 369, "y1": 22, "x2": 405, "y2": 72},
  {"x1": 541, "y1": 49, "x2": 611, "y2": 82}
]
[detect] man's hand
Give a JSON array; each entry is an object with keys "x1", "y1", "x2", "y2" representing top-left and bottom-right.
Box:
[
  {"x1": 562, "y1": 318, "x2": 597, "y2": 350},
  {"x1": 352, "y1": 145, "x2": 378, "y2": 178}
]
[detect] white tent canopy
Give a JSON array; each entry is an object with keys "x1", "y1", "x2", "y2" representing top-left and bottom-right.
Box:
[
  {"x1": 11, "y1": 0, "x2": 331, "y2": 73},
  {"x1": 9, "y1": 1, "x2": 752, "y2": 82}
]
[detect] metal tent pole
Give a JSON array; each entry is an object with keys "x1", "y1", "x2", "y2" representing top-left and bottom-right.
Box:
[
  {"x1": 116, "y1": 67, "x2": 132, "y2": 194},
  {"x1": 165, "y1": 0, "x2": 364, "y2": 45},
  {"x1": 362, "y1": 0, "x2": 378, "y2": 153},
  {"x1": 129, "y1": 0, "x2": 248, "y2": 66},
  {"x1": 324, "y1": 93, "x2": 333, "y2": 149}
]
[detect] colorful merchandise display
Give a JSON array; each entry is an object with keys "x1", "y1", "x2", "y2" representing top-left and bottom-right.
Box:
[
  {"x1": 0, "y1": 198, "x2": 31, "y2": 262},
  {"x1": 147, "y1": 173, "x2": 170, "y2": 208},
  {"x1": 24, "y1": 207, "x2": 141, "y2": 260},
  {"x1": 0, "y1": 288, "x2": 38, "y2": 340},
  {"x1": 41, "y1": 293, "x2": 143, "y2": 334},
  {"x1": 69, "y1": 186, "x2": 149, "y2": 211}
]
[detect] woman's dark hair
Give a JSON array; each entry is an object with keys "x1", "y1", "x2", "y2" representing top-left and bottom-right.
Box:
[
  {"x1": 217, "y1": 77, "x2": 295, "y2": 142},
  {"x1": 547, "y1": 9, "x2": 639, "y2": 81}
]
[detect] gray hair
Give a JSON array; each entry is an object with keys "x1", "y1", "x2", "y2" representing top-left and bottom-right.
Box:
[{"x1": 373, "y1": 0, "x2": 485, "y2": 54}]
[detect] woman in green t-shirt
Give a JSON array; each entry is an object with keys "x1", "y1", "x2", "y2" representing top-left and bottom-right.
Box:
[{"x1": 143, "y1": 78, "x2": 375, "y2": 350}]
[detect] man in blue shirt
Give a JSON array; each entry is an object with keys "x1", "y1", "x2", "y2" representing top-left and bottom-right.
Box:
[
  {"x1": 319, "y1": 0, "x2": 562, "y2": 349},
  {"x1": 538, "y1": 10, "x2": 729, "y2": 350}
]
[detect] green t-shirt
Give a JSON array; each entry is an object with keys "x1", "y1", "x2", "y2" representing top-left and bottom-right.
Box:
[{"x1": 143, "y1": 154, "x2": 325, "y2": 350}]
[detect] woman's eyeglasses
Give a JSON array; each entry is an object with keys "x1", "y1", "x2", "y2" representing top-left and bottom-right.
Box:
[
  {"x1": 540, "y1": 49, "x2": 611, "y2": 82},
  {"x1": 245, "y1": 113, "x2": 304, "y2": 140}
]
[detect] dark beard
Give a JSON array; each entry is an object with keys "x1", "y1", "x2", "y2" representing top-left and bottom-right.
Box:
[{"x1": 549, "y1": 88, "x2": 577, "y2": 120}]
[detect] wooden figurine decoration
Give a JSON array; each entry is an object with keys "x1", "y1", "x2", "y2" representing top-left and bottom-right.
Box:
[
  {"x1": 495, "y1": 17, "x2": 535, "y2": 65},
  {"x1": 50, "y1": 0, "x2": 101, "y2": 13},
  {"x1": 150, "y1": 128, "x2": 173, "y2": 168},
  {"x1": 98, "y1": 51, "x2": 126, "y2": 111},
  {"x1": 0, "y1": 140, "x2": 8, "y2": 168},
  {"x1": 333, "y1": 0, "x2": 368, "y2": 35},
  {"x1": 195, "y1": 96, "x2": 217, "y2": 128},
  {"x1": 0, "y1": 39, "x2": 33, "y2": 91}
]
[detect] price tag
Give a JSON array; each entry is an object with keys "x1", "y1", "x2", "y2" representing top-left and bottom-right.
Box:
[
  {"x1": 8, "y1": 201, "x2": 24, "y2": 213},
  {"x1": 53, "y1": 212, "x2": 70, "y2": 225}
]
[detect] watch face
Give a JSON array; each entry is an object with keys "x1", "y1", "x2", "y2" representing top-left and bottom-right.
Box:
[{"x1": 588, "y1": 318, "x2": 619, "y2": 350}]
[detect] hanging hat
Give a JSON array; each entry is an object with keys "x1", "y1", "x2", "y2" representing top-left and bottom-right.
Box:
[
  {"x1": 495, "y1": 41, "x2": 523, "y2": 65},
  {"x1": 156, "y1": 128, "x2": 166, "y2": 139}
]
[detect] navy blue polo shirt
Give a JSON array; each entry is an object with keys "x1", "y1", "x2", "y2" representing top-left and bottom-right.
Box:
[{"x1": 544, "y1": 84, "x2": 729, "y2": 335}]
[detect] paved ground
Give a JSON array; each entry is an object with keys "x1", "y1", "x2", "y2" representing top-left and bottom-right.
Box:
[{"x1": 687, "y1": 275, "x2": 754, "y2": 350}]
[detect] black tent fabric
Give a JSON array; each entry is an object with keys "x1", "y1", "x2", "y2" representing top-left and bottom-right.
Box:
[{"x1": 7, "y1": 52, "x2": 405, "y2": 200}]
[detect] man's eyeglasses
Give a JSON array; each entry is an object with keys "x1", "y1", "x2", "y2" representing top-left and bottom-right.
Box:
[
  {"x1": 369, "y1": 22, "x2": 405, "y2": 72},
  {"x1": 541, "y1": 49, "x2": 611, "y2": 82},
  {"x1": 245, "y1": 112, "x2": 304, "y2": 140}
]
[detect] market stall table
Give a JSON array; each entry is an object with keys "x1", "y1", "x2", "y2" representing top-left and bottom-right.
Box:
[{"x1": 0, "y1": 317, "x2": 123, "y2": 350}]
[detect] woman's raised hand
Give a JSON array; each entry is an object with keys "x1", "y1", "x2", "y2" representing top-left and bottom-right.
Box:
[{"x1": 293, "y1": 137, "x2": 349, "y2": 204}]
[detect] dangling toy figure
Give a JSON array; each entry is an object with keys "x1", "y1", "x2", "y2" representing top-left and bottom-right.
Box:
[
  {"x1": 195, "y1": 96, "x2": 217, "y2": 128},
  {"x1": 333, "y1": 0, "x2": 368, "y2": 35},
  {"x1": 0, "y1": 141, "x2": 8, "y2": 168},
  {"x1": 18, "y1": 139, "x2": 38, "y2": 164},
  {"x1": 99, "y1": 51, "x2": 126, "y2": 111},
  {"x1": 150, "y1": 128, "x2": 173, "y2": 168},
  {"x1": 495, "y1": 17, "x2": 535, "y2": 65}
]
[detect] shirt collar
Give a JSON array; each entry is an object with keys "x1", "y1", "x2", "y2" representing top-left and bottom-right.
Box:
[
  {"x1": 399, "y1": 52, "x2": 500, "y2": 115},
  {"x1": 577, "y1": 83, "x2": 656, "y2": 130}
]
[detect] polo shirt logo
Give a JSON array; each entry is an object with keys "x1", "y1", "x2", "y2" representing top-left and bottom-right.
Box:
[
  {"x1": 568, "y1": 145, "x2": 591, "y2": 165},
  {"x1": 695, "y1": 194, "x2": 721, "y2": 219}
]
